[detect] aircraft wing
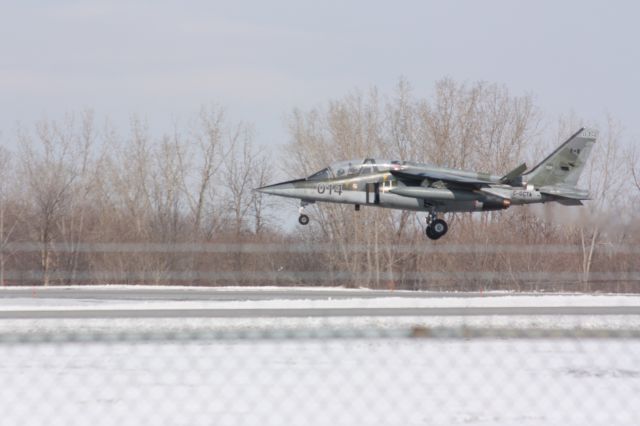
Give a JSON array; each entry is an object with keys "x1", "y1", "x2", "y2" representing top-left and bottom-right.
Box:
[{"x1": 390, "y1": 169, "x2": 494, "y2": 187}]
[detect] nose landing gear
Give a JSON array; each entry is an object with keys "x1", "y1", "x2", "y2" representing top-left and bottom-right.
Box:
[
  {"x1": 425, "y1": 212, "x2": 448, "y2": 240},
  {"x1": 298, "y1": 202, "x2": 310, "y2": 226}
]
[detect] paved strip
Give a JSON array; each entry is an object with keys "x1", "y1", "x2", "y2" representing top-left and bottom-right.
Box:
[{"x1": 1, "y1": 306, "x2": 640, "y2": 319}]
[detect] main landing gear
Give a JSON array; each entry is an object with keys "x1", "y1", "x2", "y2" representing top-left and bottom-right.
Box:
[{"x1": 425, "y1": 212, "x2": 448, "y2": 240}]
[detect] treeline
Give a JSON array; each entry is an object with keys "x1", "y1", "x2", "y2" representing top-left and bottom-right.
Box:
[
  {"x1": 0, "y1": 106, "x2": 276, "y2": 286},
  {"x1": 1, "y1": 78, "x2": 638, "y2": 291}
]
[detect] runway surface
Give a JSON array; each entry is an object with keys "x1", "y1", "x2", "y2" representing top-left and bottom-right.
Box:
[{"x1": 1, "y1": 286, "x2": 640, "y2": 319}]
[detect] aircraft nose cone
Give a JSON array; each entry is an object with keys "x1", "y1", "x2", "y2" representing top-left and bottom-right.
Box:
[
  {"x1": 254, "y1": 178, "x2": 304, "y2": 196},
  {"x1": 255, "y1": 183, "x2": 290, "y2": 195}
]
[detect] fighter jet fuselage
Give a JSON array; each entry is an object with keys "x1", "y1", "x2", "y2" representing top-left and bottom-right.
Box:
[{"x1": 257, "y1": 128, "x2": 597, "y2": 239}]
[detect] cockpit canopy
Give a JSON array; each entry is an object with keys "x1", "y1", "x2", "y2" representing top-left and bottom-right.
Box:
[{"x1": 306, "y1": 158, "x2": 402, "y2": 181}]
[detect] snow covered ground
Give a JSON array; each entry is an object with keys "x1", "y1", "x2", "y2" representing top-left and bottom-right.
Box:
[
  {"x1": 1, "y1": 335, "x2": 638, "y2": 425},
  {"x1": 1, "y1": 287, "x2": 639, "y2": 425}
]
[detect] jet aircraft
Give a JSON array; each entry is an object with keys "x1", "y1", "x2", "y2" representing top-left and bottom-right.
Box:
[{"x1": 256, "y1": 128, "x2": 597, "y2": 240}]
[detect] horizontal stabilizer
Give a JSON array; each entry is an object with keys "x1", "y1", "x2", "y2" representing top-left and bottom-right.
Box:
[
  {"x1": 539, "y1": 186, "x2": 590, "y2": 201},
  {"x1": 555, "y1": 199, "x2": 584, "y2": 206}
]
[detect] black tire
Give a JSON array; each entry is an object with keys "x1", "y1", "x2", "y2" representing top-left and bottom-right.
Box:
[
  {"x1": 298, "y1": 214, "x2": 310, "y2": 225},
  {"x1": 425, "y1": 226, "x2": 438, "y2": 240},
  {"x1": 431, "y1": 219, "x2": 448, "y2": 238}
]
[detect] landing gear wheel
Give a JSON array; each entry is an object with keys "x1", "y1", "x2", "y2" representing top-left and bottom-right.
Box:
[
  {"x1": 425, "y1": 226, "x2": 436, "y2": 240},
  {"x1": 425, "y1": 219, "x2": 448, "y2": 240},
  {"x1": 432, "y1": 219, "x2": 447, "y2": 236},
  {"x1": 298, "y1": 214, "x2": 310, "y2": 225}
]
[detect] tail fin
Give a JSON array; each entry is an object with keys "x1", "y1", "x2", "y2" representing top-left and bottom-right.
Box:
[{"x1": 523, "y1": 128, "x2": 597, "y2": 188}]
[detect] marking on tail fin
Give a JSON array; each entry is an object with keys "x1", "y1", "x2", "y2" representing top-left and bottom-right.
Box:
[{"x1": 523, "y1": 127, "x2": 597, "y2": 188}]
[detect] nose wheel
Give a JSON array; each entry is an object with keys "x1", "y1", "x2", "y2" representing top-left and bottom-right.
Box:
[
  {"x1": 298, "y1": 203, "x2": 310, "y2": 226},
  {"x1": 425, "y1": 213, "x2": 448, "y2": 240}
]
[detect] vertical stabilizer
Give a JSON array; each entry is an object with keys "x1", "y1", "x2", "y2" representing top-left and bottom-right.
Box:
[{"x1": 523, "y1": 128, "x2": 597, "y2": 188}]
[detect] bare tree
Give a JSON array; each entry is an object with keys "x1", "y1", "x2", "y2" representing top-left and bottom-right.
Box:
[
  {"x1": 0, "y1": 147, "x2": 19, "y2": 285},
  {"x1": 631, "y1": 146, "x2": 640, "y2": 192},
  {"x1": 56, "y1": 111, "x2": 101, "y2": 284},
  {"x1": 250, "y1": 152, "x2": 275, "y2": 235},
  {"x1": 575, "y1": 117, "x2": 627, "y2": 287},
  {"x1": 222, "y1": 125, "x2": 256, "y2": 237},
  {"x1": 19, "y1": 114, "x2": 93, "y2": 285},
  {"x1": 180, "y1": 106, "x2": 234, "y2": 240}
]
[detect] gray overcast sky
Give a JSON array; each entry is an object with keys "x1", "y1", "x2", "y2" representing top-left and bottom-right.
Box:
[{"x1": 1, "y1": 0, "x2": 639, "y2": 147}]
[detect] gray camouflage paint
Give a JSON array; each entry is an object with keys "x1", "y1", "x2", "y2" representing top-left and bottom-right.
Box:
[{"x1": 256, "y1": 128, "x2": 597, "y2": 214}]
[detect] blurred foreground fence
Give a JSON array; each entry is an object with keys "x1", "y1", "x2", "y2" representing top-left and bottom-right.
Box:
[
  {"x1": 1, "y1": 242, "x2": 639, "y2": 291},
  {"x1": 0, "y1": 326, "x2": 639, "y2": 426}
]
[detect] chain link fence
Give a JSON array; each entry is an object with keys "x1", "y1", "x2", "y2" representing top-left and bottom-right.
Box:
[
  {"x1": 2, "y1": 242, "x2": 639, "y2": 291},
  {"x1": 1, "y1": 324, "x2": 639, "y2": 425}
]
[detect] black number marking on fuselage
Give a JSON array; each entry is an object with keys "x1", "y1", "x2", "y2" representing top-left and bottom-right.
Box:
[
  {"x1": 513, "y1": 190, "x2": 535, "y2": 198},
  {"x1": 317, "y1": 183, "x2": 343, "y2": 195}
]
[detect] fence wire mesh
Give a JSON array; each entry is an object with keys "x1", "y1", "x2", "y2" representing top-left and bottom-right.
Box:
[
  {"x1": 2, "y1": 242, "x2": 639, "y2": 291},
  {"x1": 1, "y1": 325, "x2": 639, "y2": 426}
]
